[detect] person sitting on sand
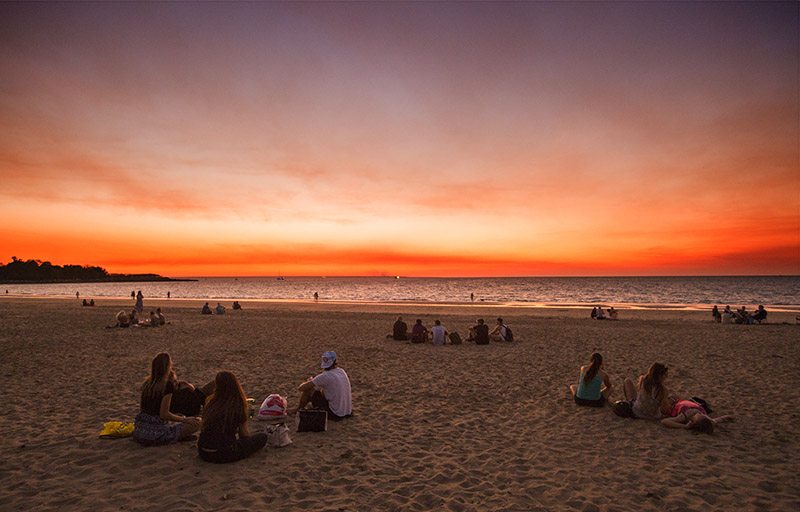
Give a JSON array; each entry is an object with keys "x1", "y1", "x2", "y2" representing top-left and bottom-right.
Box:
[
  {"x1": 89, "y1": 299, "x2": 95, "y2": 306},
  {"x1": 215, "y1": 302, "x2": 226, "y2": 315},
  {"x1": 590, "y1": 307, "x2": 597, "y2": 319},
  {"x1": 411, "y1": 319, "x2": 428, "y2": 344},
  {"x1": 608, "y1": 307, "x2": 618, "y2": 320},
  {"x1": 623, "y1": 363, "x2": 674, "y2": 419},
  {"x1": 570, "y1": 352, "x2": 613, "y2": 407},
  {"x1": 288, "y1": 351, "x2": 352, "y2": 421},
  {"x1": 130, "y1": 309, "x2": 140, "y2": 325},
  {"x1": 722, "y1": 305, "x2": 734, "y2": 324},
  {"x1": 169, "y1": 371, "x2": 216, "y2": 418},
  {"x1": 596, "y1": 307, "x2": 606, "y2": 320},
  {"x1": 712, "y1": 305, "x2": 721, "y2": 323},
  {"x1": 132, "y1": 353, "x2": 201, "y2": 445},
  {"x1": 661, "y1": 400, "x2": 734, "y2": 434},
  {"x1": 431, "y1": 319, "x2": 448, "y2": 346},
  {"x1": 390, "y1": 316, "x2": 409, "y2": 340},
  {"x1": 202, "y1": 303, "x2": 213, "y2": 315},
  {"x1": 113, "y1": 310, "x2": 130, "y2": 328},
  {"x1": 735, "y1": 306, "x2": 749, "y2": 324},
  {"x1": 468, "y1": 318, "x2": 490, "y2": 345},
  {"x1": 232, "y1": 301, "x2": 242, "y2": 310},
  {"x1": 752, "y1": 305, "x2": 767, "y2": 324},
  {"x1": 156, "y1": 307, "x2": 165, "y2": 325},
  {"x1": 489, "y1": 317, "x2": 511, "y2": 342},
  {"x1": 148, "y1": 311, "x2": 159, "y2": 327},
  {"x1": 82, "y1": 299, "x2": 88, "y2": 307},
  {"x1": 198, "y1": 371, "x2": 267, "y2": 463}
]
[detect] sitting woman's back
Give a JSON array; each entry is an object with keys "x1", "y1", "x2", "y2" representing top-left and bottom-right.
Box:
[
  {"x1": 198, "y1": 371, "x2": 267, "y2": 463},
  {"x1": 629, "y1": 363, "x2": 670, "y2": 419}
]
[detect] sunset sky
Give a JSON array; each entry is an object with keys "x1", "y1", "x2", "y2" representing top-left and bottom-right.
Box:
[{"x1": 1, "y1": 2, "x2": 797, "y2": 277}]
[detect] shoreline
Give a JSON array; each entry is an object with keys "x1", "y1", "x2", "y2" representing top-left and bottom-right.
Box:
[{"x1": 2, "y1": 295, "x2": 799, "y2": 313}]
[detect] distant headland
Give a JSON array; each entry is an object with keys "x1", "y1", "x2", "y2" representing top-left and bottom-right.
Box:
[{"x1": 0, "y1": 258, "x2": 196, "y2": 283}]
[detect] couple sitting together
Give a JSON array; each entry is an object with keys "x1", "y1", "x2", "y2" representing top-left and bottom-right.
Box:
[
  {"x1": 132, "y1": 350, "x2": 352, "y2": 463},
  {"x1": 569, "y1": 354, "x2": 732, "y2": 434}
]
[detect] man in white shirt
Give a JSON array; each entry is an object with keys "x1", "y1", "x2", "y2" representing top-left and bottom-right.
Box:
[
  {"x1": 489, "y1": 317, "x2": 509, "y2": 342},
  {"x1": 289, "y1": 351, "x2": 353, "y2": 420},
  {"x1": 430, "y1": 319, "x2": 448, "y2": 346}
]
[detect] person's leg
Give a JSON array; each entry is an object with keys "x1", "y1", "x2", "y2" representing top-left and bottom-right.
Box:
[
  {"x1": 601, "y1": 383, "x2": 614, "y2": 400},
  {"x1": 233, "y1": 433, "x2": 268, "y2": 461},
  {"x1": 178, "y1": 421, "x2": 199, "y2": 440},
  {"x1": 489, "y1": 334, "x2": 502, "y2": 343},
  {"x1": 569, "y1": 385, "x2": 577, "y2": 396},
  {"x1": 623, "y1": 378, "x2": 636, "y2": 401}
]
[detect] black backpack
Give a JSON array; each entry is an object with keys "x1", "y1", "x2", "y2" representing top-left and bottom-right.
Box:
[{"x1": 503, "y1": 325, "x2": 514, "y2": 342}]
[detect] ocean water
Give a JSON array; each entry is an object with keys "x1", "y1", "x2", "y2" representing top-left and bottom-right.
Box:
[{"x1": 3, "y1": 276, "x2": 799, "y2": 310}]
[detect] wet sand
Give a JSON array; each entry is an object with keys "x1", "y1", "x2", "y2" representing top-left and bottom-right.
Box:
[{"x1": 0, "y1": 298, "x2": 797, "y2": 511}]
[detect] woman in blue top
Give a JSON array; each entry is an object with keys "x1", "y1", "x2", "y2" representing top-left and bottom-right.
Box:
[{"x1": 570, "y1": 353, "x2": 613, "y2": 407}]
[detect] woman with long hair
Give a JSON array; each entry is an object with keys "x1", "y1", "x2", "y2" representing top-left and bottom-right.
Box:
[
  {"x1": 198, "y1": 371, "x2": 267, "y2": 463},
  {"x1": 570, "y1": 352, "x2": 613, "y2": 407},
  {"x1": 661, "y1": 400, "x2": 734, "y2": 434},
  {"x1": 132, "y1": 352, "x2": 201, "y2": 445},
  {"x1": 623, "y1": 362, "x2": 674, "y2": 419}
]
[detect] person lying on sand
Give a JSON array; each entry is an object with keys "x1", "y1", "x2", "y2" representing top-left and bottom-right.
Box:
[
  {"x1": 661, "y1": 400, "x2": 734, "y2": 434},
  {"x1": 623, "y1": 363, "x2": 674, "y2": 419},
  {"x1": 198, "y1": 371, "x2": 267, "y2": 464},
  {"x1": 287, "y1": 351, "x2": 352, "y2": 421},
  {"x1": 132, "y1": 352, "x2": 201, "y2": 446},
  {"x1": 570, "y1": 352, "x2": 613, "y2": 407},
  {"x1": 108, "y1": 310, "x2": 130, "y2": 328}
]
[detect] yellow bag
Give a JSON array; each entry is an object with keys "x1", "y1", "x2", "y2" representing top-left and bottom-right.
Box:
[{"x1": 99, "y1": 421, "x2": 135, "y2": 438}]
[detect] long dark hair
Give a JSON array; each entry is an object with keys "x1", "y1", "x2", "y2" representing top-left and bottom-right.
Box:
[
  {"x1": 583, "y1": 353, "x2": 603, "y2": 385},
  {"x1": 202, "y1": 371, "x2": 247, "y2": 435},
  {"x1": 640, "y1": 362, "x2": 668, "y2": 399},
  {"x1": 141, "y1": 352, "x2": 171, "y2": 403}
]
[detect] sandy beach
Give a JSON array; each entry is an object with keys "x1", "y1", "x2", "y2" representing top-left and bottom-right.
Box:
[{"x1": 0, "y1": 297, "x2": 798, "y2": 511}]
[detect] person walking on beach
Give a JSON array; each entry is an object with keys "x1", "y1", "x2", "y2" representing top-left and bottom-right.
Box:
[
  {"x1": 76, "y1": 291, "x2": 79, "y2": 300},
  {"x1": 288, "y1": 351, "x2": 352, "y2": 421},
  {"x1": 314, "y1": 292, "x2": 319, "y2": 301},
  {"x1": 470, "y1": 293, "x2": 474, "y2": 302},
  {"x1": 135, "y1": 291, "x2": 144, "y2": 314},
  {"x1": 431, "y1": 320, "x2": 448, "y2": 346}
]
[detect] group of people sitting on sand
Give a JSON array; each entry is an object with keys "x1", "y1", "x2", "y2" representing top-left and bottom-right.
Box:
[
  {"x1": 712, "y1": 304, "x2": 767, "y2": 324},
  {"x1": 388, "y1": 316, "x2": 513, "y2": 345},
  {"x1": 590, "y1": 306, "x2": 618, "y2": 320},
  {"x1": 569, "y1": 353, "x2": 733, "y2": 434},
  {"x1": 81, "y1": 299, "x2": 96, "y2": 307},
  {"x1": 111, "y1": 308, "x2": 165, "y2": 328},
  {"x1": 202, "y1": 302, "x2": 242, "y2": 315},
  {"x1": 132, "y1": 350, "x2": 352, "y2": 464}
]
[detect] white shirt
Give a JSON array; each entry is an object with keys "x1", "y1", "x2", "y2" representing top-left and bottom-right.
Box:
[
  {"x1": 312, "y1": 367, "x2": 352, "y2": 417},
  {"x1": 431, "y1": 325, "x2": 447, "y2": 345}
]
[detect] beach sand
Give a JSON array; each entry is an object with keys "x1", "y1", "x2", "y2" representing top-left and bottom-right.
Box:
[{"x1": 0, "y1": 298, "x2": 798, "y2": 511}]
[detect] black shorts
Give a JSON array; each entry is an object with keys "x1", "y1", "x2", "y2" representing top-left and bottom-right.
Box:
[
  {"x1": 310, "y1": 390, "x2": 351, "y2": 421},
  {"x1": 574, "y1": 395, "x2": 606, "y2": 408}
]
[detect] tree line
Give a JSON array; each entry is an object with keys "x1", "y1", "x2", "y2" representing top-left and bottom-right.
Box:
[{"x1": 0, "y1": 257, "x2": 173, "y2": 282}]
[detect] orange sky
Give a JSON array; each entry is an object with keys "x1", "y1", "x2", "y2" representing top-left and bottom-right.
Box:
[{"x1": 1, "y1": 2, "x2": 798, "y2": 277}]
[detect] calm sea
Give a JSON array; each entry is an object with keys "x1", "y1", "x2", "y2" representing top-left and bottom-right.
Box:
[{"x1": 3, "y1": 276, "x2": 799, "y2": 310}]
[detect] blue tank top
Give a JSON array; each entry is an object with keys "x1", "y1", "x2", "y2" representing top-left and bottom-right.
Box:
[{"x1": 576, "y1": 370, "x2": 603, "y2": 401}]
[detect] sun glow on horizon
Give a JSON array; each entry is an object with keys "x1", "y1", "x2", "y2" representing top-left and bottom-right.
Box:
[{"x1": 1, "y1": 2, "x2": 797, "y2": 277}]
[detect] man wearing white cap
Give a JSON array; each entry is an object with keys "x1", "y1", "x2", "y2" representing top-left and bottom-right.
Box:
[{"x1": 288, "y1": 351, "x2": 353, "y2": 421}]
